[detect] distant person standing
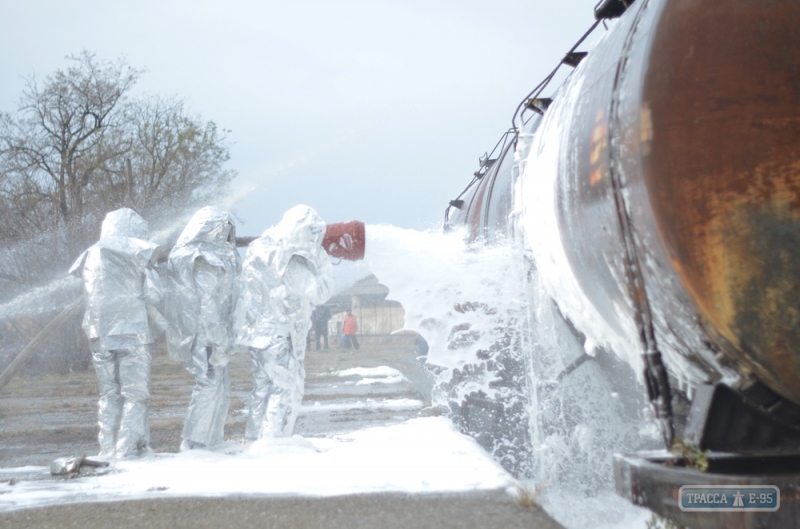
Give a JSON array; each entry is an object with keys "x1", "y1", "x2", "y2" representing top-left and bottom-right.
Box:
[
  {"x1": 343, "y1": 310, "x2": 359, "y2": 350},
  {"x1": 69, "y1": 208, "x2": 163, "y2": 460},
  {"x1": 311, "y1": 305, "x2": 332, "y2": 350}
]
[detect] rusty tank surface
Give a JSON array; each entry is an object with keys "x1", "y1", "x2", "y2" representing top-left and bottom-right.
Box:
[{"x1": 642, "y1": 0, "x2": 800, "y2": 403}]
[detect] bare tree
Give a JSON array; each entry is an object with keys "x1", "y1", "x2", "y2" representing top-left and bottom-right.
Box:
[
  {"x1": 0, "y1": 51, "x2": 139, "y2": 233},
  {"x1": 88, "y1": 95, "x2": 234, "y2": 219},
  {"x1": 0, "y1": 51, "x2": 234, "y2": 298}
]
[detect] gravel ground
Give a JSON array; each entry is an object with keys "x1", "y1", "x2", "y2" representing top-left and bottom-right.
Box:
[{"x1": 0, "y1": 491, "x2": 563, "y2": 529}]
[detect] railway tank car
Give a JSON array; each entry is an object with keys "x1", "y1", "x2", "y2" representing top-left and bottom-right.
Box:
[{"x1": 446, "y1": 0, "x2": 800, "y2": 526}]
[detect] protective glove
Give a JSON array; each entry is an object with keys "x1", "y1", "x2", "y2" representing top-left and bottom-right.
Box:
[{"x1": 209, "y1": 348, "x2": 230, "y2": 367}]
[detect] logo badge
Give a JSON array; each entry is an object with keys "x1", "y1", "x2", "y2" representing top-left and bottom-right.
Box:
[{"x1": 679, "y1": 486, "x2": 780, "y2": 512}]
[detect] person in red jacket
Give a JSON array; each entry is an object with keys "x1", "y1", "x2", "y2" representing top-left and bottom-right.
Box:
[{"x1": 343, "y1": 310, "x2": 359, "y2": 350}]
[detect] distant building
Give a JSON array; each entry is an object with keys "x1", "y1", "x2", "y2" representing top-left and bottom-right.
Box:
[{"x1": 326, "y1": 275, "x2": 404, "y2": 336}]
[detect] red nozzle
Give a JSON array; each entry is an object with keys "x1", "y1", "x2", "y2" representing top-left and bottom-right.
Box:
[{"x1": 323, "y1": 221, "x2": 365, "y2": 261}]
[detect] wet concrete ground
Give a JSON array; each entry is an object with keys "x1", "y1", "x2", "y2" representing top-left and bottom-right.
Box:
[
  {"x1": 0, "y1": 334, "x2": 562, "y2": 528},
  {"x1": 0, "y1": 334, "x2": 430, "y2": 469}
]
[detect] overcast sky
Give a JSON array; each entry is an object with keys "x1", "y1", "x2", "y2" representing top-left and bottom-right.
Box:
[{"x1": 1, "y1": 0, "x2": 601, "y2": 235}]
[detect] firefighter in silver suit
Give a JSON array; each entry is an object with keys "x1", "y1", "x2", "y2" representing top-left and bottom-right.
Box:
[
  {"x1": 234, "y1": 205, "x2": 334, "y2": 439},
  {"x1": 165, "y1": 207, "x2": 240, "y2": 450},
  {"x1": 70, "y1": 208, "x2": 163, "y2": 459}
]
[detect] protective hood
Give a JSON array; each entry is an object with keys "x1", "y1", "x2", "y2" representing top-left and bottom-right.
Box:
[
  {"x1": 69, "y1": 208, "x2": 158, "y2": 277},
  {"x1": 170, "y1": 207, "x2": 237, "y2": 270},
  {"x1": 262, "y1": 205, "x2": 326, "y2": 261},
  {"x1": 100, "y1": 208, "x2": 150, "y2": 240},
  {"x1": 176, "y1": 206, "x2": 236, "y2": 248}
]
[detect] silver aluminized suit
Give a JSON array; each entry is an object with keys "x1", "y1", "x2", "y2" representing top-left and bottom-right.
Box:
[
  {"x1": 234, "y1": 205, "x2": 334, "y2": 439},
  {"x1": 69, "y1": 208, "x2": 162, "y2": 459},
  {"x1": 165, "y1": 207, "x2": 240, "y2": 450}
]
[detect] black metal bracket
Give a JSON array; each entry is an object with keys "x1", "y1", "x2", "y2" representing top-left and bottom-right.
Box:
[
  {"x1": 563, "y1": 51, "x2": 588, "y2": 68},
  {"x1": 685, "y1": 383, "x2": 800, "y2": 452},
  {"x1": 524, "y1": 97, "x2": 552, "y2": 115},
  {"x1": 595, "y1": 0, "x2": 635, "y2": 20}
]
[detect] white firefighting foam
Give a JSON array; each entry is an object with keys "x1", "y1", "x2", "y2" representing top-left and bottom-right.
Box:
[
  {"x1": 363, "y1": 223, "x2": 655, "y2": 529},
  {"x1": 0, "y1": 417, "x2": 517, "y2": 513}
]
